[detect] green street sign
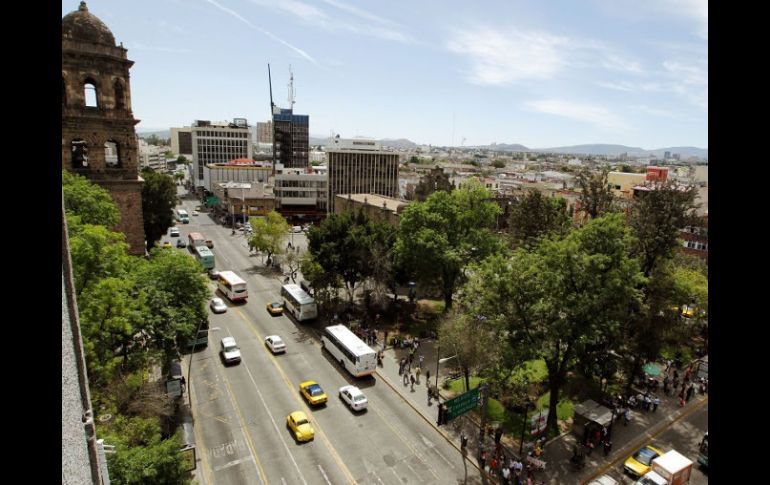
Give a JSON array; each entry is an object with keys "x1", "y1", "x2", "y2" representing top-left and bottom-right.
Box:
[{"x1": 445, "y1": 387, "x2": 480, "y2": 422}]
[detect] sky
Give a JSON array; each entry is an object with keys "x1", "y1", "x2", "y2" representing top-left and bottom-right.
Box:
[{"x1": 62, "y1": 0, "x2": 708, "y2": 149}]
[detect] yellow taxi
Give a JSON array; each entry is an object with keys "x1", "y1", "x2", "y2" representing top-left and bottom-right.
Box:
[
  {"x1": 299, "y1": 380, "x2": 327, "y2": 406},
  {"x1": 287, "y1": 411, "x2": 314, "y2": 442},
  {"x1": 162, "y1": 241, "x2": 173, "y2": 249},
  {"x1": 266, "y1": 301, "x2": 284, "y2": 316},
  {"x1": 624, "y1": 444, "x2": 664, "y2": 477}
]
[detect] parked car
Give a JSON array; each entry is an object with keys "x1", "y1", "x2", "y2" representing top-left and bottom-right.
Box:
[
  {"x1": 299, "y1": 381, "x2": 327, "y2": 406},
  {"x1": 176, "y1": 239, "x2": 186, "y2": 248},
  {"x1": 162, "y1": 241, "x2": 172, "y2": 249},
  {"x1": 220, "y1": 337, "x2": 241, "y2": 365},
  {"x1": 210, "y1": 297, "x2": 227, "y2": 314},
  {"x1": 339, "y1": 385, "x2": 368, "y2": 411},
  {"x1": 170, "y1": 227, "x2": 180, "y2": 237},
  {"x1": 287, "y1": 411, "x2": 314, "y2": 442},
  {"x1": 266, "y1": 302, "x2": 284, "y2": 316},
  {"x1": 265, "y1": 335, "x2": 286, "y2": 354},
  {"x1": 192, "y1": 210, "x2": 199, "y2": 216}
]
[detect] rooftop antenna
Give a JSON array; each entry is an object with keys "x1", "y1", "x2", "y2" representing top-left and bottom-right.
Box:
[{"x1": 288, "y1": 65, "x2": 296, "y2": 111}]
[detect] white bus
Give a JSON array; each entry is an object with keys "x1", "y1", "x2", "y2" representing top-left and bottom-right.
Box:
[
  {"x1": 176, "y1": 209, "x2": 189, "y2": 224},
  {"x1": 217, "y1": 271, "x2": 248, "y2": 302},
  {"x1": 321, "y1": 324, "x2": 377, "y2": 377},
  {"x1": 281, "y1": 284, "x2": 318, "y2": 321}
]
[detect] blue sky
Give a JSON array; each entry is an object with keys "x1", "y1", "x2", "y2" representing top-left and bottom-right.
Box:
[{"x1": 63, "y1": 0, "x2": 707, "y2": 149}]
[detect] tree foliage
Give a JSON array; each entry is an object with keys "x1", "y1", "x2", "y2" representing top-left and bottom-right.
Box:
[
  {"x1": 628, "y1": 183, "x2": 699, "y2": 277},
  {"x1": 577, "y1": 168, "x2": 615, "y2": 219},
  {"x1": 395, "y1": 181, "x2": 501, "y2": 309},
  {"x1": 141, "y1": 168, "x2": 177, "y2": 247},
  {"x1": 63, "y1": 169, "x2": 120, "y2": 227},
  {"x1": 249, "y1": 210, "x2": 290, "y2": 264},
  {"x1": 464, "y1": 214, "x2": 644, "y2": 434},
  {"x1": 507, "y1": 190, "x2": 571, "y2": 248},
  {"x1": 67, "y1": 219, "x2": 131, "y2": 297},
  {"x1": 438, "y1": 311, "x2": 499, "y2": 392},
  {"x1": 103, "y1": 416, "x2": 191, "y2": 485}
]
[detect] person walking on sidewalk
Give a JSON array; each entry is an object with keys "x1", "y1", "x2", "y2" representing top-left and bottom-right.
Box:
[
  {"x1": 624, "y1": 408, "x2": 632, "y2": 426},
  {"x1": 686, "y1": 383, "x2": 695, "y2": 402},
  {"x1": 419, "y1": 354, "x2": 424, "y2": 369},
  {"x1": 425, "y1": 369, "x2": 431, "y2": 385},
  {"x1": 479, "y1": 449, "x2": 487, "y2": 471},
  {"x1": 410, "y1": 373, "x2": 416, "y2": 391},
  {"x1": 415, "y1": 366, "x2": 421, "y2": 383},
  {"x1": 652, "y1": 396, "x2": 660, "y2": 412},
  {"x1": 403, "y1": 370, "x2": 409, "y2": 386}
]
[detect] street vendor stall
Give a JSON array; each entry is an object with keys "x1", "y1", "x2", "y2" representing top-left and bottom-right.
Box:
[{"x1": 572, "y1": 399, "x2": 614, "y2": 447}]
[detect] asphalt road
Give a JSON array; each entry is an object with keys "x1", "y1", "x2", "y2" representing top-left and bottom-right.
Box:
[{"x1": 173, "y1": 191, "x2": 480, "y2": 484}]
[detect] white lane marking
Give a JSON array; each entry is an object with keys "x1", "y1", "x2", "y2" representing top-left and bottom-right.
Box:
[
  {"x1": 317, "y1": 464, "x2": 332, "y2": 485},
  {"x1": 281, "y1": 478, "x2": 288, "y2": 485},
  {"x1": 213, "y1": 456, "x2": 254, "y2": 472},
  {"x1": 420, "y1": 433, "x2": 454, "y2": 468},
  {"x1": 241, "y1": 361, "x2": 309, "y2": 485}
]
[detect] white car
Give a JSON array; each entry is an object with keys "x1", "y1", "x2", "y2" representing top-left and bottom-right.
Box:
[
  {"x1": 169, "y1": 227, "x2": 180, "y2": 237},
  {"x1": 209, "y1": 297, "x2": 227, "y2": 314},
  {"x1": 292, "y1": 226, "x2": 303, "y2": 233},
  {"x1": 264, "y1": 335, "x2": 286, "y2": 354},
  {"x1": 192, "y1": 210, "x2": 199, "y2": 216},
  {"x1": 220, "y1": 337, "x2": 241, "y2": 365},
  {"x1": 339, "y1": 385, "x2": 368, "y2": 411},
  {"x1": 590, "y1": 476, "x2": 620, "y2": 485}
]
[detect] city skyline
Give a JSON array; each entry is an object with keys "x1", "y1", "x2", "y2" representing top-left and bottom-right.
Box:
[{"x1": 62, "y1": 0, "x2": 708, "y2": 150}]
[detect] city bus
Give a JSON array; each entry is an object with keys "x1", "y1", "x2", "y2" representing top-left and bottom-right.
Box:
[
  {"x1": 188, "y1": 232, "x2": 206, "y2": 249},
  {"x1": 217, "y1": 270, "x2": 248, "y2": 302},
  {"x1": 281, "y1": 284, "x2": 318, "y2": 321},
  {"x1": 194, "y1": 245, "x2": 215, "y2": 270},
  {"x1": 176, "y1": 209, "x2": 189, "y2": 224},
  {"x1": 320, "y1": 324, "x2": 377, "y2": 377}
]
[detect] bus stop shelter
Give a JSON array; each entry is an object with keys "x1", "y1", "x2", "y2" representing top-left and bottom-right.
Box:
[{"x1": 572, "y1": 399, "x2": 614, "y2": 445}]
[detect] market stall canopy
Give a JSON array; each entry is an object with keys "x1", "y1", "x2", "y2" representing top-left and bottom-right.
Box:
[
  {"x1": 642, "y1": 362, "x2": 663, "y2": 376},
  {"x1": 573, "y1": 400, "x2": 613, "y2": 427}
]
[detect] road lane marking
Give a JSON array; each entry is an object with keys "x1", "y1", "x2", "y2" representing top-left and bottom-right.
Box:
[
  {"x1": 220, "y1": 374, "x2": 269, "y2": 484},
  {"x1": 190, "y1": 372, "x2": 215, "y2": 485},
  {"x1": 213, "y1": 456, "x2": 255, "y2": 472},
  {"x1": 317, "y1": 465, "x2": 332, "y2": 485},
  {"x1": 233, "y1": 306, "x2": 358, "y2": 484}
]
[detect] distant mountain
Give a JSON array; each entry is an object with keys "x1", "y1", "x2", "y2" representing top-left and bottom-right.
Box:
[
  {"x1": 137, "y1": 129, "x2": 171, "y2": 139},
  {"x1": 308, "y1": 135, "x2": 418, "y2": 149},
  {"x1": 484, "y1": 143, "x2": 530, "y2": 152},
  {"x1": 531, "y1": 144, "x2": 707, "y2": 159}
]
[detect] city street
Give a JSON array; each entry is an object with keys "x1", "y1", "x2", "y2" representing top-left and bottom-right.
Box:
[{"x1": 174, "y1": 189, "x2": 481, "y2": 484}]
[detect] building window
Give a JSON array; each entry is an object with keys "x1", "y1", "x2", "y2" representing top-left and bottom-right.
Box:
[
  {"x1": 71, "y1": 140, "x2": 89, "y2": 168},
  {"x1": 114, "y1": 79, "x2": 125, "y2": 109},
  {"x1": 84, "y1": 80, "x2": 98, "y2": 107},
  {"x1": 104, "y1": 141, "x2": 121, "y2": 168}
]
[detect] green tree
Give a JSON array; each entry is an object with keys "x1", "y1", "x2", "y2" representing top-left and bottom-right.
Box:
[
  {"x1": 576, "y1": 168, "x2": 615, "y2": 219},
  {"x1": 103, "y1": 416, "x2": 191, "y2": 485},
  {"x1": 249, "y1": 210, "x2": 291, "y2": 265},
  {"x1": 67, "y1": 219, "x2": 131, "y2": 297},
  {"x1": 176, "y1": 155, "x2": 187, "y2": 163},
  {"x1": 413, "y1": 166, "x2": 455, "y2": 202},
  {"x1": 299, "y1": 252, "x2": 343, "y2": 311},
  {"x1": 465, "y1": 214, "x2": 644, "y2": 434},
  {"x1": 141, "y1": 168, "x2": 177, "y2": 248},
  {"x1": 63, "y1": 169, "x2": 120, "y2": 227},
  {"x1": 133, "y1": 249, "x2": 210, "y2": 355},
  {"x1": 507, "y1": 190, "x2": 571, "y2": 248},
  {"x1": 395, "y1": 181, "x2": 501, "y2": 309},
  {"x1": 492, "y1": 160, "x2": 506, "y2": 168},
  {"x1": 628, "y1": 183, "x2": 699, "y2": 277},
  {"x1": 438, "y1": 311, "x2": 499, "y2": 392}
]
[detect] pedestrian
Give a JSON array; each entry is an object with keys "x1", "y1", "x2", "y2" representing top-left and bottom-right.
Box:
[
  {"x1": 383, "y1": 330, "x2": 389, "y2": 350},
  {"x1": 653, "y1": 396, "x2": 660, "y2": 412},
  {"x1": 514, "y1": 459, "x2": 523, "y2": 476},
  {"x1": 419, "y1": 354, "x2": 424, "y2": 369},
  {"x1": 416, "y1": 366, "x2": 421, "y2": 383},
  {"x1": 479, "y1": 450, "x2": 487, "y2": 471},
  {"x1": 502, "y1": 465, "x2": 511, "y2": 485},
  {"x1": 410, "y1": 373, "x2": 415, "y2": 391},
  {"x1": 601, "y1": 426, "x2": 608, "y2": 441},
  {"x1": 686, "y1": 384, "x2": 695, "y2": 402},
  {"x1": 426, "y1": 369, "x2": 431, "y2": 385},
  {"x1": 593, "y1": 429, "x2": 601, "y2": 445},
  {"x1": 403, "y1": 370, "x2": 409, "y2": 386},
  {"x1": 624, "y1": 408, "x2": 632, "y2": 426},
  {"x1": 490, "y1": 456, "x2": 498, "y2": 476},
  {"x1": 603, "y1": 439, "x2": 612, "y2": 456}
]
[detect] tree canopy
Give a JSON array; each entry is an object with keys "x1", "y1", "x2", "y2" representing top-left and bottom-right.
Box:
[
  {"x1": 507, "y1": 190, "x2": 571, "y2": 248},
  {"x1": 141, "y1": 168, "x2": 177, "y2": 247},
  {"x1": 63, "y1": 169, "x2": 120, "y2": 227},
  {"x1": 249, "y1": 210, "x2": 290, "y2": 264},
  {"x1": 577, "y1": 168, "x2": 615, "y2": 219}
]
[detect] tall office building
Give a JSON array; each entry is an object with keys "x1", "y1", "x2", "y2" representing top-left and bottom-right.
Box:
[
  {"x1": 191, "y1": 119, "x2": 252, "y2": 195},
  {"x1": 273, "y1": 108, "x2": 309, "y2": 169},
  {"x1": 256, "y1": 121, "x2": 273, "y2": 144},
  {"x1": 326, "y1": 137, "x2": 400, "y2": 213}
]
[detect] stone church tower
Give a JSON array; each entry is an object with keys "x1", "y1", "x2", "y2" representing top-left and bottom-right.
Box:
[{"x1": 62, "y1": 2, "x2": 146, "y2": 254}]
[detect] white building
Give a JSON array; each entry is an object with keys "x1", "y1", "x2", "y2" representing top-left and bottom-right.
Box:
[
  {"x1": 203, "y1": 161, "x2": 272, "y2": 193},
  {"x1": 191, "y1": 119, "x2": 252, "y2": 192},
  {"x1": 137, "y1": 137, "x2": 167, "y2": 172}
]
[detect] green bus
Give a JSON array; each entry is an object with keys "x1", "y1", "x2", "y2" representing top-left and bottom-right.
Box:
[{"x1": 195, "y1": 246, "x2": 215, "y2": 270}]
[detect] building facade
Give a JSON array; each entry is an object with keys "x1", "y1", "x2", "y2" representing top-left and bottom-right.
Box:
[
  {"x1": 170, "y1": 127, "x2": 193, "y2": 156},
  {"x1": 274, "y1": 170, "x2": 328, "y2": 223},
  {"x1": 191, "y1": 119, "x2": 252, "y2": 194},
  {"x1": 334, "y1": 193, "x2": 408, "y2": 226},
  {"x1": 137, "y1": 138, "x2": 167, "y2": 172},
  {"x1": 273, "y1": 108, "x2": 309, "y2": 169},
  {"x1": 256, "y1": 121, "x2": 273, "y2": 144},
  {"x1": 62, "y1": 1, "x2": 146, "y2": 254},
  {"x1": 202, "y1": 160, "x2": 272, "y2": 193},
  {"x1": 326, "y1": 138, "x2": 400, "y2": 213}
]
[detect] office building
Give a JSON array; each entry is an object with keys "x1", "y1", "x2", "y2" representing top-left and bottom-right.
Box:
[
  {"x1": 191, "y1": 119, "x2": 252, "y2": 195},
  {"x1": 326, "y1": 137, "x2": 400, "y2": 213},
  {"x1": 273, "y1": 108, "x2": 309, "y2": 169},
  {"x1": 274, "y1": 168, "x2": 328, "y2": 222},
  {"x1": 170, "y1": 127, "x2": 193, "y2": 156},
  {"x1": 256, "y1": 121, "x2": 273, "y2": 144}
]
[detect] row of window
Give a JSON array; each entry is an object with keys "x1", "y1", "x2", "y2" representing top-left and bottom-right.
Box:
[
  {"x1": 683, "y1": 240, "x2": 708, "y2": 251},
  {"x1": 194, "y1": 131, "x2": 249, "y2": 139},
  {"x1": 70, "y1": 140, "x2": 121, "y2": 169}
]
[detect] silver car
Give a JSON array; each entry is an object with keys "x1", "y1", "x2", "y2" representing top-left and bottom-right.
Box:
[
  {"x1": 265, "y1": 335, "x2": 286, "y2": 354},
  {"x1": 210, "y1": 297, "x2": 227, "y2": 314},
  {"x1": 339, "y1": 385, "x2": 368, "y2": 411}
]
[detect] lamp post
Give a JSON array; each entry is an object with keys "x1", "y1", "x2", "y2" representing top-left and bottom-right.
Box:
[{"x1": 436, "y1": 352, "x2": 458, "y2": 389}]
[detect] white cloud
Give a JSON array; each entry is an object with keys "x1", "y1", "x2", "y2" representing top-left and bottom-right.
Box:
[
  {"x1": 662, "y1": 60, "x2": 708, "y2": 110},
  {"x1": 203, "y1": 0, "x2": 318, "y2": 65},
  {"x1": 526, "y1": 99, "x2": 628, "y2": 131},
  {"x1": 447, "y1": 29, "x2": 570, "y2": 84},
  {"x1": 319, "y1": 0, "x2": 399, "y2": 28}
]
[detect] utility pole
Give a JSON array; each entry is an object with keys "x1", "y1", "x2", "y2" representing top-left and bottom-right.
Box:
[{"x1": 478, "y1": 384, "x2": 489, "y2": 451}]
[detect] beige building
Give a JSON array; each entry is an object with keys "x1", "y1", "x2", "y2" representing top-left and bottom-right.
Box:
[
  {"x1": 170, "y1": 127, "x2": 192, "y2": 157},
  {"x1": 256, "y1": 121, "x2": 273, "y2": 144},
  {"x1": 326, "y1": 138, "x2": 400, "y2": 213},
  {"x1": 334, "y1": 193, "x2": 409, "y2": 226},
  {"x1": 191, "y1": 119, "x2": 252, "y2": 193},
  {"x1": 607, "y1": 172, "x2": 647, "y2": 199}
]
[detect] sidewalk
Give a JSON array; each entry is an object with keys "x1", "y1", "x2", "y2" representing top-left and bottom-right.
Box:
[{"x1": 374, "y1": 339, "x2": 708, "y2": 484}]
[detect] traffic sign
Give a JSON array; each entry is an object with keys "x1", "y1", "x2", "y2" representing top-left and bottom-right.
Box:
[{"x1": 445, "y1": 387, "x2": 480, "y2": 422}]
